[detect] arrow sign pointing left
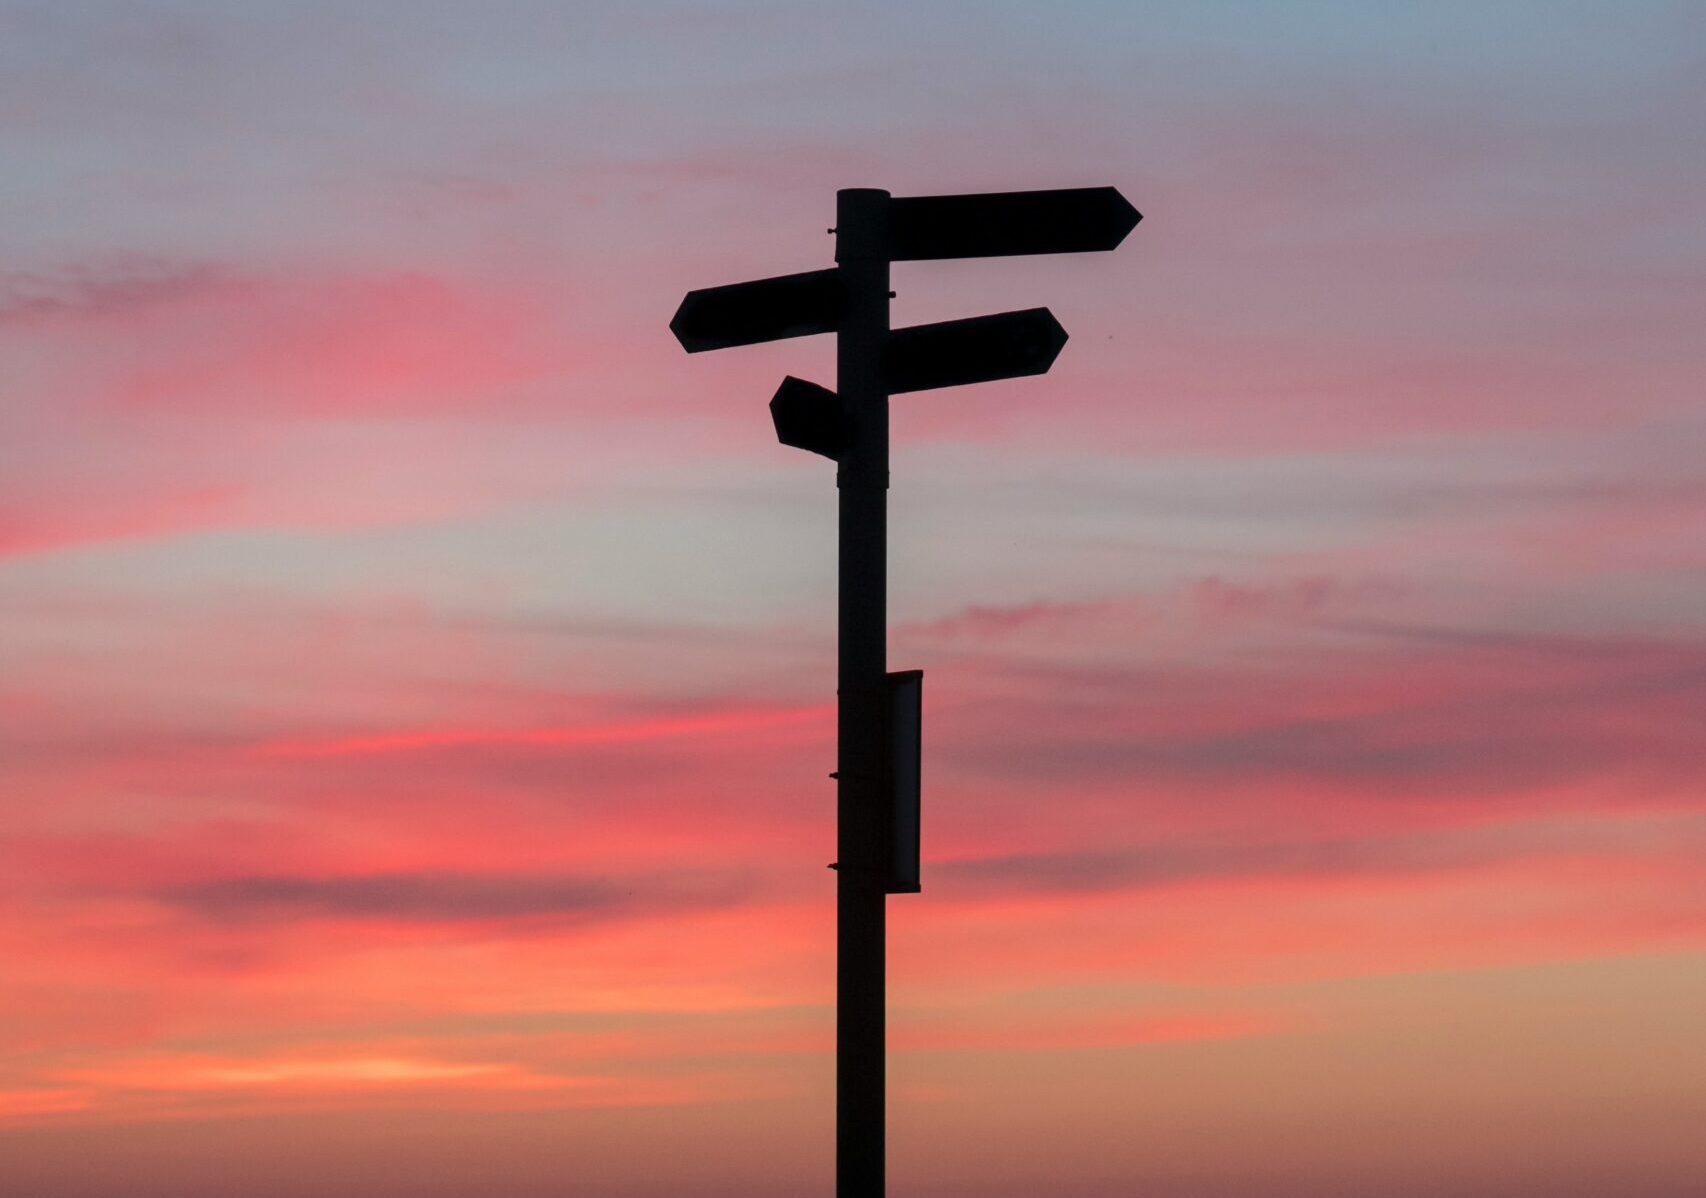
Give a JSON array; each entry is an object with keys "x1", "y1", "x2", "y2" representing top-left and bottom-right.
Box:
[
  {"x1": 671, "y1": 268, "x2": 844, "y2": 353},
  {"x1": 770, "y1": 376, "x2": 848, "y2": 460},
  {"x1": 884, "y1": 308, "x2": 1068, "y2": 394}
]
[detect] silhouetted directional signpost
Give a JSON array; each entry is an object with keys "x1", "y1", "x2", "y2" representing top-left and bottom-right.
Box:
[{"x1": 671, "y1": 186, "x2": 1140, "y2": 1198}]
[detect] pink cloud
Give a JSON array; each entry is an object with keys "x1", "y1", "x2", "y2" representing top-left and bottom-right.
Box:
[
  {"x1": 0, "y1": 260, "x2": 661, "y2": 557},
  {"x1": 102, "y1": 271, "x2": 561, "y2": 416},
  {"x1": 900, "y1": 595, "x2": 1145, "y2": 641},
  {"x1": 0, "y1": 259, "x2": 227, "y2": 327},
  {"x1": 252, "y1": 702, "x2": 830, "y2": 759},
  {"x1": 0, "y1": 484, "x2": 245, "y2": 558},
  {"x1": 898, "y1": 574, "x2": 1411, "y2": 648},
  {"x1": 1188, "y1": 573, "x2": 1409, "y2": 625}
]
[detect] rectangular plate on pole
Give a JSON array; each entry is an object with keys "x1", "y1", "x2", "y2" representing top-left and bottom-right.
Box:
[
  {"x1": 884, "y1": 308, "x2": 1067, "y2": 394},
  {"x1": 888, "y1": 186, "x2": 1141, "y2": 261},
  {"x1": 886, "y1": 669, "x2": 922, "y2": 895},
  {"x1": 670, "y1": 268, "x2": 844, "y2": 353}
]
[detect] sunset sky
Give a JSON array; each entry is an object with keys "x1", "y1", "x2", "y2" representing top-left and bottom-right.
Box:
[{"x1": 3, "y1": 3, "x2": 1704, "y2": 1196}]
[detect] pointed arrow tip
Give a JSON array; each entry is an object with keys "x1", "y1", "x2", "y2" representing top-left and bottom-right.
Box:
[
  {"x1": 669, "y1": 293, "x2": 706, "y2": 352},
  {"x1": 1109, "y1": 189, "x2": 1142, "y2": 246},
  {"x1": 1042, "y1": 309, "x2": 1069, "y2": 369}
]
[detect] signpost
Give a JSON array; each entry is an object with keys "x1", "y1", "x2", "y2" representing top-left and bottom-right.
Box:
[{"x1": 671, "y1": 185, "x2": 1140, "y2": 1198}]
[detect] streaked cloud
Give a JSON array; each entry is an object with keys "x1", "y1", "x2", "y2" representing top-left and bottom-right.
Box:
[
  {"x1": 0, "y1": 259, "x2": 228, "y2": 327},
  {"x1": 932, "y1": 815, "x2": 1706, "y2": 900},
  {"x1": 153, "y1": 868, "x2": 760, "y2": 926}
]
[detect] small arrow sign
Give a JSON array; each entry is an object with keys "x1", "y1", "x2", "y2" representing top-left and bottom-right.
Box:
[
  {"x1": 884, "y1": 308, "x2": 1067, "y2": 394},
  {"x1": 671, "y1": 268, "x2": 844, "y2": 353},
  {"x1": 888, "y1": 186, "x2": 1140, "y2": 261},
  {"x1": 770, "y1": 376, "x2": 848, "y2": 460}
]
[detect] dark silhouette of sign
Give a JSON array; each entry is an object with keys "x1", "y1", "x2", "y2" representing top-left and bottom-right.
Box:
[
  {"x1": 885, "y1": 670, "x2": 922, "y2": 895},
  {"x1": 670, "y1": 184, "x2": 1140, "y2": 1198},
  {"x1": 670, "y1": 267, "x2": 843, "y2": 352},
  {"x1": 884, "y1": 308, "x2": 1067, "y2": 394},
  {"x1": 888, "y1": 186, "x2": 1141, "y2": 260},
  {"x1": 769, "y1": 375, "x2": 848, "y2": 460}
]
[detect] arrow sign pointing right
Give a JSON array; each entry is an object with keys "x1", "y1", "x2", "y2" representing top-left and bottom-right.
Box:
[
  {"x1": 671, "y1": 268, "x2": 844, "y2": 353},
  {"x1": 888, "y1": 186, "x2": 1140, "y2": 260},
  {"x1": 884, "y1": 308, "x2": 1068, "y2": 394}
]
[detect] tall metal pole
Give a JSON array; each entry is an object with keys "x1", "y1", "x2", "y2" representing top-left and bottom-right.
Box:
[{"x1": 834, "y1": 187, "x2": 890, "y2": 1198}]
